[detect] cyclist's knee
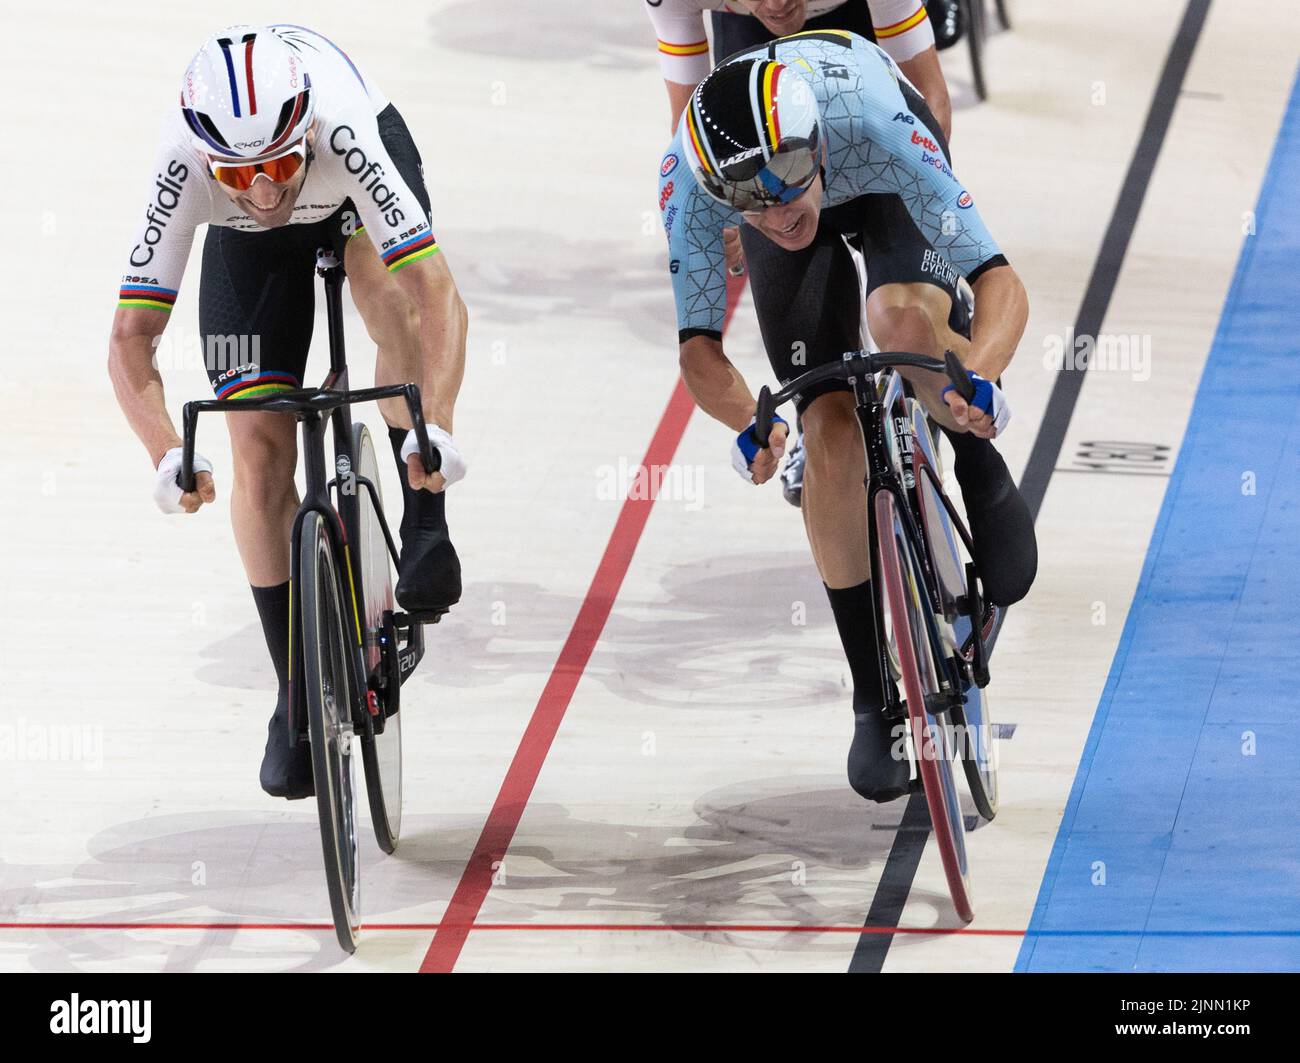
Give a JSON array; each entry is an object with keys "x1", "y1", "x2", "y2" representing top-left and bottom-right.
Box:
[
  {"x1": 801, "y1": 393, "x2": 862, "y2": 482},
  {"x1": 869, "y1": 302, "x2": 940, "y2": 357},
  {"x1": 229, "y1": 415, "x2": 297, "y2": 491}
]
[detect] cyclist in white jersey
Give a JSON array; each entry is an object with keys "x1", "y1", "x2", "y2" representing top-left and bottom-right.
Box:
[
  {"x1": 107, "y1": 25, "x2": 468, "y2": 799},
  {"x1": 645, "y1": 1, "x2": 948, "y2": 136}
]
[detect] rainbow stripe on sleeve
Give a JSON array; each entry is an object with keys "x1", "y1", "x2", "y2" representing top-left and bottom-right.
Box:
[
  {"x1": 381, "y1": 230, "x2": 440, "y2": 272},
  {"x1": 118, "y1": 284, "x2": 178, "y2": 313}
]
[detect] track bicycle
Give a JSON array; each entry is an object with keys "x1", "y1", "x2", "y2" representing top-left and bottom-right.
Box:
[
  {"x1": 180, "y1": 250, "x2": 445, "y2": 952},
  {"x1": 755, "y1": 349, "x2": 1000, "y2": 922}
]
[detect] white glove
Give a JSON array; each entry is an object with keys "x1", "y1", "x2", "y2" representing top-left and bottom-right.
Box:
[
  {"x1": 154, "y1": 445, "x2": 213, "y2": 514},
  {"x1": 400, "y1": 424, "x2": 466, "y2": 488}
]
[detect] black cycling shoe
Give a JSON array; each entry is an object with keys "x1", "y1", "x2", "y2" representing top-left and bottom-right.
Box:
[
  {"x1": 260, "y1": 691, "x2": 314, "y2": 800},
  {"x1": 395, "y1": 520, "x2": 462, "y2": 613},
  {"x1": 848, "y1": 710, "x2": 913, "y2": 803},
  {"x1": 946, "y1": 433, "x2": 1038, "y2": 607}
]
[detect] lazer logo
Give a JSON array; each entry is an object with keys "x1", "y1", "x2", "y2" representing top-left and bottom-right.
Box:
[
  {"x1": 129, "y1": 159, "x2": 190, "y2": 267},
  {"x1": 329, "y1": 125, "x2": 406, "y2": 228},
  {"x1": 718, "y1": 146, "x2": 764, "y2": 169}
]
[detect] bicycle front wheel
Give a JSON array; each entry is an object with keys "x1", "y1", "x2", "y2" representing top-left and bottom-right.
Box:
[
  {"x1": 874, "y1": 489, "x2": 974, "y2": 923},
  {"x1": 300, "y1": 510, "x2": 362, "y2": 953}
]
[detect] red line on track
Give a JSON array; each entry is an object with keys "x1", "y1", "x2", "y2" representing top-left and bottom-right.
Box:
[
  {"x1": 0, "y1": 921, "x2": 1024, "y2": 937},
  {"x1": 418, "y1": 275, "x2": 748, "y2": 973}
]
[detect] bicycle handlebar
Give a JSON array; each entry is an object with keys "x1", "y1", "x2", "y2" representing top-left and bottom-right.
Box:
[
  {"x1": 752, "y1": 348, "x2": 975, "y2": 447},
  {"x1": 179, "y1": 382, "x2": 441, "y2": 492}
]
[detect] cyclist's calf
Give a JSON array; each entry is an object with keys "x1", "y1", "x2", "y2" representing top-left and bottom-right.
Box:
[{"x1": 801, "y1": 392, "x2": 870, "y2": 588}]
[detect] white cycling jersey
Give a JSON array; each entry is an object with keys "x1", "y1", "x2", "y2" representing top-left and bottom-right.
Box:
[
  {"x1": 644, "y1": 0, "x2": 934, "y2": 84},
  {"x1": 118, "y1": 24, "x2": 436, "y2": 316}
]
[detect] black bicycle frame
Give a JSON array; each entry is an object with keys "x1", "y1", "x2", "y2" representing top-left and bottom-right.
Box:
[
  {"x1": 178, "y1": 250, "x2": 442, "y2": 745},
  {"x1": 755, "y1": 349, "x2": 989, "y2": 715}
]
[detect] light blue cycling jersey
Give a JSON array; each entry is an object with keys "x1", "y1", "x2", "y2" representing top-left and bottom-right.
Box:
[{"x1": 657, "y1": 30, "x2": 1004, "y2": 338}]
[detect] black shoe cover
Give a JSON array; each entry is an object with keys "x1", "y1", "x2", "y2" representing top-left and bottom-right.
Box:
[
  {"x1": 259, "y1": 691, "x2": 314, "y2": 800},
  {"x1": 848, "y1": 710, "x2": 913, "y2": 803}
]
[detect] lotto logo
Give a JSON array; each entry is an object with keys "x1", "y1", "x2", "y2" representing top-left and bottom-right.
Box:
[
  {"x1": 911, "y1": 129, "x2": 940, "y2": 153},
  {"x1": 660, "y1": 181, "x2": 675, "y2": 210}
]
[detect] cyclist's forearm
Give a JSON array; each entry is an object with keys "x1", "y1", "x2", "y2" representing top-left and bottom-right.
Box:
[
  {"x1": 899, "y1": 48, "x2": 952, "y2": 142},
  {"x1": 398, "y1": 255, "x2": 467, "y2": 432},
  {"x1": 417, "y1": 284, "x2": 467, "y2": 432},
  {"x1": 108, "y1": 331, "x2": 181, "y2": 466},
  {"x1": 678, "y1": 334, "x2": 755, "y2": 432},
  {"x1": 968, "y1": 265, "x2": 1028, "y2": 381}
]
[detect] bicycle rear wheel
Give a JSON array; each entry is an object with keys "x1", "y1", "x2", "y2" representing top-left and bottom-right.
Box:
[
  {"x1": 352, "y1": 424, "x2": 402, "y2": 854},
  {"x1": 300, "y1": 510, "x2": 362, "y2": 953},
  {"x1": 951, "y1": 609, "x2": 999, "y2": 821},
  {"x1": 874, "y1": 489, "x2": 974, "y2": 923}
]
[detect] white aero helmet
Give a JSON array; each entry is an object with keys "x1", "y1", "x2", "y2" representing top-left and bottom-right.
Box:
[{"x1": 180, "y1": 26, "x2": 314, "y2": 159}]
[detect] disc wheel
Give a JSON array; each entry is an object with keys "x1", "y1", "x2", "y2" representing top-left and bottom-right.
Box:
[
  {"x1": 352, "y1": 424, "x2": 402, "y2": 853},
  {"x1": 300, "y1": 510, "x2": 361, "y2": 953}
]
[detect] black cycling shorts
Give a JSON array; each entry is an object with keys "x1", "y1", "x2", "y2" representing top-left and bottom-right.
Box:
[
  {"x1": 198, "y1": 104, "x2": 430, "y2": 400},
  {"x1": 710, "y1": 6, "x2": 969, "y2": 413}
]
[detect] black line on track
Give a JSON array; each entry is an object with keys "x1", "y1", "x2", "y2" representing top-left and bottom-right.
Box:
[{"x1": 848, "y1": 0, "x2": 1213, "y2": 973}]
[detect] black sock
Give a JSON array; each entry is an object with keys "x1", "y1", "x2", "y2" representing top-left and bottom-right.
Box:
[
  {"x1": 825, "y1": 581, "x2": 910, "y2": 802},
  {"x1": 388, "y1": 426, "x2": 447, "y2": 542},
  {"x1": 940, "y1": 426, "x2": 1009, "y2": 499},
  {"x1": 387, "y1": 426, "x2": 462, "y2": 610},
  {"x1": 825, "y1": 580, "x2": 887, "y2": 710},
  {"x1": 250, "y1": 581, "x2": 290, "y2": 695},
  {"x1": 939, "y1": 427, "x2": 1037, "y2": 606}
]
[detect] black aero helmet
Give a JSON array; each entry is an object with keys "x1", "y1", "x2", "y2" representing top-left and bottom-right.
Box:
[{"x1": 681, "y1": 57, "x2": 823, "y2": 212}]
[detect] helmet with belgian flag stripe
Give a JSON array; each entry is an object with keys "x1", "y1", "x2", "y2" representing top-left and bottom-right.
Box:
[{"x1": 680, "y1": 57, "x2": 823, "y2": 212}]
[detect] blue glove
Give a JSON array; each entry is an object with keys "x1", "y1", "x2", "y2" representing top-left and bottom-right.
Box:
[
  {"x1": 731, "y1": 415, "x2": 788, "y2": 482},
  {"x1": 943, "y1": 370, "x2": 1011, "y2": 434}
]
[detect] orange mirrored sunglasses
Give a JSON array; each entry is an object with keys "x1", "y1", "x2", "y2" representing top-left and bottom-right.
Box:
[{"x1": 208, "y1": 143, "x2": 306, "y2": 191}]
